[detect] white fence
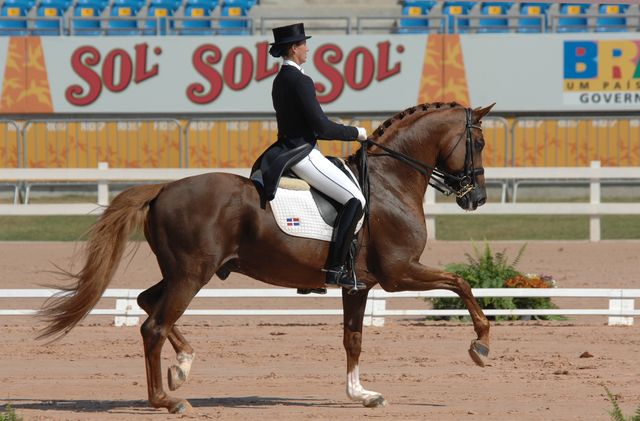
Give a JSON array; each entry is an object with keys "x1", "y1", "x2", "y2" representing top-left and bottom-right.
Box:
[
  {"x1": 0, "y1": 161, "x2": 639, "y2": 241},
  {"x1": 1, "y1": 288, "x2": 638, "y2": 327}
]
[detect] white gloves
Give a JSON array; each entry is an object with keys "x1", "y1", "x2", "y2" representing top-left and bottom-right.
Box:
[{"x1": 356, "y1": 127, "x2": 367, "y2": 141}]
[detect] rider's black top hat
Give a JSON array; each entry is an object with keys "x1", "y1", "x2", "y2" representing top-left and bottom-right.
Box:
[{"x1": 269, "y1": 23, "x2": 311, "y2": 58}]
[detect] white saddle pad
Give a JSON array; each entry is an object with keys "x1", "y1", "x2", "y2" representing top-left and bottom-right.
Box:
[{"x1": 270, "y1": 179, "x2": 364, "y2": 242}]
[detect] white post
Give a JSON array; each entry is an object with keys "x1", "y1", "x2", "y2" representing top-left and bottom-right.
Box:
[
  {"x1": 589, "y1": 160, "x2": 601, "y2": 242},
  {"x1": 608, "y1": 299, "x2": 634, "y2": 326},
  {"x1": 97, "y1": 162, "x2": 109, "y2": 206},
  {"x1": 364, "y1": 291, "x2": 386, "y2": 327},
  {"x1": 424, "y1": 188, "x2": 436, "y2": 240},
  {"x1": 114, "y1": 299, "x2": 140, "y2": 327}
]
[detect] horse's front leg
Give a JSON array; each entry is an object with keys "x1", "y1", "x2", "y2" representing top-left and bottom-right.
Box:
[
  {"x1": 380, "y1": 262, "x2": 491, "y2": 367},
  {"x1": 342, "y1": 288, "x2": 387, "y2": 408}
]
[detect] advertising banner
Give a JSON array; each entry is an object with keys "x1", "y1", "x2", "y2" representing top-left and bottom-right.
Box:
[{"x1": 0, "y1": 33, "x2": 638, "y2": 114}]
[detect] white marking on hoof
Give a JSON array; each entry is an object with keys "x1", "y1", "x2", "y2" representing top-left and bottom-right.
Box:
[
  {"x1": 168, "y1": 352, "x2": 195, "y2": 391},
  {"x1": 346, "y1": 365, "x2": 386, "y2": 407},
  {"x1": 169, "y1": 399, "x2": 193, "y2": 414}
]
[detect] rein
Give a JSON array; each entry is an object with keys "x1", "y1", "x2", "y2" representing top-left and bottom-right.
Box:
[{"x1": 358, "y1": 107, "x2": 483, "y2": 201}]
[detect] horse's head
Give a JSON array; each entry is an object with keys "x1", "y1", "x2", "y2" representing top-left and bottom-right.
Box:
[{"x1": 436, "y1": 103, "x2": 495, "y2": 211}]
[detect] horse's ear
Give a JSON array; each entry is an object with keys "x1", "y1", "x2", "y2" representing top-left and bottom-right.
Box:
[{"x1": 473, "y1": 103, "x2": 496, "y2": 122}]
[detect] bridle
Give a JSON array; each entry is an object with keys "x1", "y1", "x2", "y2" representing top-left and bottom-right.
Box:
[{"x1": 358, "y1": 107, "x2": 484, "y2": 203}]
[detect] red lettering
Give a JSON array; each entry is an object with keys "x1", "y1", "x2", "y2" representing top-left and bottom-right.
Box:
[
  {"x1": 223, "y1": 47, "x2": 253, "y2": 91},
  {"x1": 314, "y1": 43, "x2": 344, "y2": 104},
  {"x1": 376, "y1": 41, "x2": 401, "y2": 82},
  {"x1": 345, "y1": 47, "x2": 375, "y2": 91},
  {"x1": 65, "y1": 46, "x2": 102, "y2": 106},
  {"x1": 187, "y1": 44, "x2": 224, "y2": 104},
  {"x1": 103, "y1": 49, "x2": 132, "y2": 93},
  {"x1": 134, "y1": 43, "x2": 159, "y2": 84},
  {"x1": 255, "y1": 41, "x2": 279, "y2": 81}
]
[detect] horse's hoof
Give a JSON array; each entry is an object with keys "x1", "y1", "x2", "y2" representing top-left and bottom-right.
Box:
[
  {"x1": 168, "y1": 365, "x2": 186, "y2": 391},
  {"x1": 363, "y1": 395, "x2": 387, "y2": 408},
  {"x1": 169, "y1": 399, "x2": 193, "y2": 414},
  {"x1": 468, "y1": 339, "x2": 490, "y2": 367}
]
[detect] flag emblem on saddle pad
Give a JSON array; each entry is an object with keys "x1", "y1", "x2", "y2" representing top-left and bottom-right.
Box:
[{"x1": 286, "y1": 217, "x2": 300, "y2": 226}]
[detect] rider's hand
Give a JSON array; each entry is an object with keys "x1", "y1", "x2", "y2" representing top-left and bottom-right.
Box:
[{"x1": 356, "y1": 127, "x2": 367, "y2": 141}]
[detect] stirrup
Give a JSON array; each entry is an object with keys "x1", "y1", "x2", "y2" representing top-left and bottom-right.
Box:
[{"x1": 323, "y1": 266, "x2": 366, "y2": 292}]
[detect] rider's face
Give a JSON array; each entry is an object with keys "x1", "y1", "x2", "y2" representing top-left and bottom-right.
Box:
[{"x1": 291, "y1": 40, "x2": 308, "y2": 65}]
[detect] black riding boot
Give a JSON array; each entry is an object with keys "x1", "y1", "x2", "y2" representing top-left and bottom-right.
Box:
[{"x1": 324, "y1": 198, "x2": 365, "y2": 290}]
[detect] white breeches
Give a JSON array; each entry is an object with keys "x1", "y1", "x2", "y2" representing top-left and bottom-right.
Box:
[{"x1": 291, "y1": 148, "x2": 366, "y2": 208}]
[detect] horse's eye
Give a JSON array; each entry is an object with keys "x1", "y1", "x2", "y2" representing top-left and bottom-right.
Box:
[{"x1": 476, "y1": 139, "x2": 485, "y2": 149}]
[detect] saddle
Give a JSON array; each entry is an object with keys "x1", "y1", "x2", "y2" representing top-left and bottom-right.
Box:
[
  {"x1": 268, "y1": 157, "x2": 364, "y2": 242},
  {"x1": 280, "y1": 156, "x2": 355, "y2": 226}
]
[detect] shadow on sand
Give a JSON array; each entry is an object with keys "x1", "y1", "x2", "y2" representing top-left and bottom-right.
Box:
[{"x1": 4, "y1": 396, "x2": 445, "y2": 414}]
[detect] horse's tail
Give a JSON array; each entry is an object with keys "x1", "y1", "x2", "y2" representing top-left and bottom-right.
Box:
[{"x1": 37, "y1": 183, "x2": 166, "y2": 341}]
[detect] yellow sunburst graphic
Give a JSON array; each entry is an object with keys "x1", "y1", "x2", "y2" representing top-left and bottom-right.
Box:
[
  {"x1": 0, "y1": 37, "x2": 26, "y2": 113},
  {"x1": 25, "y1": 37, "x2": 53, "y2": 112},
  {"x1": 417, "y1": 35, "x2": 470, "y2": 106},
  {"x1": 0, "y1": 37, "x2": 53, "y2": 113}
]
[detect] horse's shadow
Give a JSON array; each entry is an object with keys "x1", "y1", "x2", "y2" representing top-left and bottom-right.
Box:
[
  {"x1": 6, "y1": 396, "x2": 445, "y2": 413},
  {"x1": 5, "y1": 396, "x2": 352, "y2": 413}
]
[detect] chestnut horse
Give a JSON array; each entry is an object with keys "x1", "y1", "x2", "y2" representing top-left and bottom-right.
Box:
[{"x1": 39, "y1": 102, "x2": 493, "y2": 413}]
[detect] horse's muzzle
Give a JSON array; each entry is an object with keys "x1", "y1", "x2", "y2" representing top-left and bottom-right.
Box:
[{"x1": 456, "y1": 186, "x2": 487, "y2": 211}]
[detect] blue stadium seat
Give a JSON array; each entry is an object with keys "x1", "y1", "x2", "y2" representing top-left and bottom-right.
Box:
[
  {"x1": 478, "y1": 2, "x2": 512, "y2": 33},
  {"x1": 517, "y1": 2, "x2": 549, "y2": 33},
  {"x1": 71, "y1": 0, "x2": 106, "y2": 35},
  {"x1": 178, "y1": 0, "x2": 217, "y2": 34},
  {"x1": 0, "y1": 0, "x2": 29, "y2": 35},
  {"x1": 557, "y1": 3, "x2": 589, "y2": 33},
  {"x1": 144, "y1": 0, "x2": 174, "y2": 35},
  {"x1": 595, "y1": 3, "x2": 628, "y2": 32},
  {"x1": 442, "y1": 1, "x2": 474, "y2": 33},
  {"x1": 107, "y1": 0, "x2": 141, "y2": 35},
  {"x1": 397, "y1": 0, "x2": 436, "y2": 34},
  {"x1": 181, "y1": 5, "x2": 211, "y2": 34},
  {"x1": 33, "y1": 0, "x2": 67, "y2": 35},
  {"x1": 219, "y1": 0, "x2": 251, "y2": 35}
]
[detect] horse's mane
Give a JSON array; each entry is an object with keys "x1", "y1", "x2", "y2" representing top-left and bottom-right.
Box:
[
  {"x1": 345, "y1": 101, "x2": 463, "y2": 168},
  {"x1": 370, "y1": 101, "x2": 463, "y2": 142}
]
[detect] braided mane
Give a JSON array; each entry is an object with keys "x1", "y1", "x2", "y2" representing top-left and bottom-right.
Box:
[{"x1": 370, "y1": 101, "x2": 463, "y2": 141}]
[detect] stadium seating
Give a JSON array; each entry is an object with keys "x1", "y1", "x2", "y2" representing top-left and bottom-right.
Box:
[
  {"x1": 517, "y1": 2, "x2": 550, "y2": 33},
  {"x1": 180, "y1": 0, "x2": 218, "y2": 34},
  {"x1": 442, "y1": 1, "x2": 475, "y2": 33},
  {"x1": 107, "y1": 0, "x2": 143, "y2": 35},
  {"x1": 595, "y1": 3, "x2": 628, "y2": 32},
  {"x1": 219, "y1": 0, "x2": 252, "y2": 34},
  {"x1": 556, "y1": 2, "x2": 590, "y2": 32},
  {"x1": 71, "y1": 0, "x2": 107, "y2": 35},
  {"x1": 0, "y1": 1, "x2": 636, "y2": 37},
  {"x1": 144, "y1": 0, "x2": 176, "y2": 35},
  {"x1": 397, "y1": 0, "x2": 436, "y2": 34},
  {"x1": 477, "y1": 2, "x2": 512, "y2": 33},
  {"x1": 33, "y1": 0, "x2": 67, "y2": 35},
  {"x1": 0, "y1": 0, "x2": 30, "y2": 35}
]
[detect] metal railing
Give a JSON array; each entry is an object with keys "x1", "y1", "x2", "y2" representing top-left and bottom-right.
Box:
[
  {"x1": 511, "y1": 116, "x2": 640, "y2": 167},
  {"x1": 21, "y1": 118, "x2": 183, "y2": 168},
  {"x1": 3, "y1": 115, "x2": 639, "y2": 170}
]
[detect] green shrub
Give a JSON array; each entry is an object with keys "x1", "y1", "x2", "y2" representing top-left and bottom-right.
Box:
[
  {"x1": 429, "y1": 242, "x2": 559, "y2": 320},
  {"x1": 0, "y1": 405, "x2": 22, "y2": 421},
  {"x1": 605, "y1": 386, "x2": 640, "y2": 421}
]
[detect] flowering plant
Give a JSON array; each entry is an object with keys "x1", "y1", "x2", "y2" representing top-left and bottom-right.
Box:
[
  {"x1": 504, "y1": 273, "x2": 559, "y2": 318},
  {"x1": 504, "y1": 273, "x2": 557, "y2": 289}
]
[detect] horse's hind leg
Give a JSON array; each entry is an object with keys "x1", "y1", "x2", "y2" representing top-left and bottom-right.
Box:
[
  {"x1": 381, "y1": 262, "x2": 491, "y2": 367},
  {"x1": 140, "y1": 279, "x2": 203, "y2": 413},
  {"x1": 137, "y1": 281, "x2": 195, "y2": 391},
  {"x1": 342, "y1": 289, "x2": 387, "y2": 408}
]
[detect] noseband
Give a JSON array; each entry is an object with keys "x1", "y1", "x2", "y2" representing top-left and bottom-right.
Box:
[{"x1": 360, "y1": 107, "x2": 483, "y2": 199}]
